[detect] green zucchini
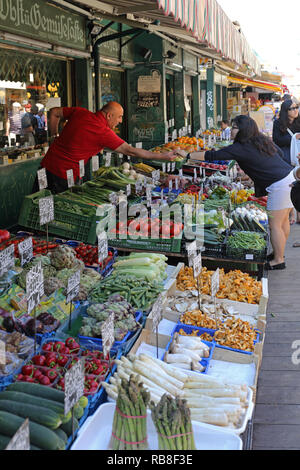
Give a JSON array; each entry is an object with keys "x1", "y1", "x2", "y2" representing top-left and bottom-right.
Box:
[
  {"x1": 0, "y1": 411, "x2": 65, "y2": 450},
  {"x1": 53, "y1": 427, "x2": 68, "y2": 445},
  {"x1": 6, "y1": 381, "x2": 65, "y2": 404},
  {"x1": 0, "y1": 400, "x2": 62, "y2": 430},
  {"x1": 60, "y1": 417, "x2": 79, "y2": 436},
  {"x1": 0, "y1": 391, "x2": 71, "y2": 423},
  {"x1": 0, "y1": 433, "x2": 41, "y2": 450}
]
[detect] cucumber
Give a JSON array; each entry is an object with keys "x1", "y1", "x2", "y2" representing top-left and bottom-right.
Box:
[
  {"x1": 0, "y1": 411, "x2": 65, "y2": 450},
  {"x1": 60, "y1": 416, "x2": 79, "y2": 436},
  {"x1": 6, "y1": 381, "x2": 65, "y2": 403},
  {"x1": 73, "y1": 404, "x2": 84, "y2": 420},
  {"x1": 53, "y1": 427, "x2": 68, "y2": 445},
  {"x1": 0, "y1": 391, "x2": 71, "y2": 423},
  {"x1": 0, "y1": 400, "x2": 62, "y2": 430},
  {"x1": 0, "y1": 433, "x2": 41, "y2": 450}
]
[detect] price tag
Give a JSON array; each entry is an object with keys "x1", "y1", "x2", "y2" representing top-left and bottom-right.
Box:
[
  {"x1": 151, "y1": 294, "x2": 164, "y2": 331},
  {"x1": 79, "y1": 160, "x2": 85, "y2": 178},
  {"x1": 0, "y1": 244, "x2": 15, "y2": 277},
  {"x1": 188, "y1": 125, "x2": 192, "y2": 134},
  {"x1": 187, "y1": 240, "x2": 197, "y2": 267},
  {"x1": 92, "y1": 155, "x2": 99, "y2": 172},
  {"x1": 211, "y1": 268, "x2": 220, "y2": 298},
  {"x1": 175, "y1": 177, "x2": 179, "y2": 190},
  {"x1": 165, "y1": 133, "x2": 169, "y2": 144},
  {"x1": 38, "y1": 196, "x2": 54, "y2": 226},
  {"x1": 161, "y1": 188, "x2": 164, "y2": 204},
  {"x1": 151, "y1": 169, "x2": 160, "y2": 182},
  {"x1": 0, "y1": 340, "x2": 5, "y2": 366},
  {"x1": 162, "y1": 163, "x2": 166, "y2": 173},
  {"x1": 168, "y1": 179, "x2": 173, "y2": 192},
  {"x1": 64, "y1": 358, "x2": 85, "y2": 416},
  {"x1": 135, "y1": 180, "x2": 143, "y2": 194},
  {"x1": 98, "y1": 232, "x2": 108, "y2": 263},
  {"x1": 101, "y1": 313, "x2": 115, "y2": 357},
  {"x1": 172, "y1": 129, "x2": 177, "y2": 140},
  {"x1": 193, "y1": 253, "x2": 202, "y2": 278},
  {"x1": 26, "y1": 262, "x2": 44, "y2": 315},
  {"x1": 66, "y1": 269, "x2": 81, "y2": 304},
  {"x1": 108, "y1": 192, "x2": 118, "y2": 205},
  {"x1": 118, "y1": 153, "x2": 124, "y2": 164},
  {"x1": 66, "y1": 169, "x2": 74, "y2": 188},
  {"x1": 146, "y1": 185, "x2": 152, "y2": 207},
  {"x1": 179, "y1": 169, "x2": 183, "y2": 177},
  {"x1": 167, "y1": 162, "x2": 171, "y2": 173},
  {"x1": 6, "y1": 419, "x2": 30, "y2": 451},
  {"x1": 18, "y1": 237, "x2": 33, "y2": 267},
  {"x1": 136, "y1": 142, "x2": 143, "y2": 148},
  {"x1": 171, "y1": 162, "x2": 176, "y2": 172},
  {"x1": 245, "y1": 254, "x2": 254, "y2": 260},
  {"x1": 37, "y1": 168, "x2": 48, "y2": 190},
  {"x1": 126, "y1": 184, "x2": 131, "y2": 196},
  {"x1": 193, "y1": 168, "x2": 197, "y2": 182},
  {"x1": 104, "y1": 153, "x2": 112, "y2": 167}
]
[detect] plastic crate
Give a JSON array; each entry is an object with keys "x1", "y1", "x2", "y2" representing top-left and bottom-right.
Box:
[
  {"x1": 148, "y1": 158, "x2": 187, "y2": 170},
  {"x1": 18, "y1": 190, "x2": 99, "y2": 245},
  {"x1": 167, "y1": 323, "x2": 215, "y2": 374},
  {"x1": 225, "y1": 231, "x2": 268, "y2": 262},
  {"x1": 108, "y1": 235, "x2": 182, "y2": 253}
]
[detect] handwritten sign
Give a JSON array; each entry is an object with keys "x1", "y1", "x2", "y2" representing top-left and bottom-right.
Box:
[
  {"x1": 66, "y1": 169, "x2": 74, "y2": 188},
  {"x1": 18, "y1": 237, "x2": 33, "y2": 267},
  {"x1": 104, "y1": 153, "x2": 112, "y2": 167},
  {"x1": 38, "y1": 196, "x2": 54, "y2": 226},
  {"x1": 79, "y1": 160, "x2": 85, "y2": 178},
  {"x1": 187, "y1": 240, "x2": 197, "y2": 267},
  {"x1": 37, "y1": 168, "x2": 48, "y2": 190},
  {"x1": 92, "y1": 155, "x2": 99, "y2": 172},
  {"x1": 0, "y1": 244, "x2": 14, "y2": 277},
  {"x1": 66, "y1": 270, "x2": 81, "y2": 304},
  {"x1": 108, "y1": 192, "x2": 118, "y2": 206},
  {"x1": 211, "y1": 268, "x2": 220, "y2": 298},
  {"x1": 64, "y1": 358, "x2": 85, "y2": 416},
  {"x1": 126, "y1": 184, "x2": 131, "y2": 197},
  {"x1": 98, "y1": 232, "x2": 108, "y2": 263},
  {"x1": 26, "y1": 262, "x2": 44, "y2": 315},
  {"x1": 146, "y1": 185, "x2": 152, "y2": 207},
  {"x1": 101, "y1": 313, "x2": 115, "y2": 357},
  {"x1": 6, "y1": 419, "x2": 30, "y2": 451},
  {"x1": 193, "y1": 253, "x2": 202, "y2": 278},
  {"x1": 0, "y1": 340, "x2": 5, "y2": 366},
  {"x1": 151, "y1": 294, "x2": 164, "y2": 331}
]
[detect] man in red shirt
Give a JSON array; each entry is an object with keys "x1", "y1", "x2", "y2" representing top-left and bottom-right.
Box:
[{"x1": 39, "y1": 101, "x2": 177, "y2": 193}]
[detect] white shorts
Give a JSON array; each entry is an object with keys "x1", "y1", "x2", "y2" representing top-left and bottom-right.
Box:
[{"x1": 266, "y1": 170, "x2": 295, "y2": 211}]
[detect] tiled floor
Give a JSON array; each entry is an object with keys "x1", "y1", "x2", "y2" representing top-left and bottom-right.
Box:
[{"x1": 252, "y1": 224, "x2": 300, "y2": 449}]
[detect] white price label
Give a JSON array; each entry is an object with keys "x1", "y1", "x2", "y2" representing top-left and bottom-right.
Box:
[
  {"x1": 193, "y1": 253, "x2": 202, "y2": 278},
  {"x1": 245, "y1": 254, "x2": 254, "y2": 260},
  {"x1": 79, "y1": 160, "x2": 85, "y2": 178},
  {"x1": 66, "y1": 169, "x2": 74, "y2": 188},
  {"x1": 169, "y1": 179, "x2": 173, "y2": 192},
  {"x1": 171, "y1": 162, "x2": 176, "y2": 172},
  {"x1": 167, "y1": 162, "x2": 171, "y2": 173},
  {"x1": 108, "y1": 192, "x2": 118, "y2": 205},
  {"x1": 126, "y1": 184, "x2": 131, "y2": 196},
  {"x1": 194, "y1": 168, "x2": 197, "y2": 182},
  {"x1": 187, "y1": 240, "x2": 197, "y2": 267},
  {"x1": 175, "y1": 177, "x2": 179, "y2": 190},
  {"x1": 66, "y1": 269, "x2": 81, "y2": 304},
  {"x1": 64, "y1": 358, "x2": 85, "y2": 416},
  {"x1": 151, "y1": 294, "x2": 165, "y2": 331},
  {"x1": 211, "y1": 268, "x2": 220, "y2": 298},
  {"x1": 136, "y1": 142, "x2": 143, "y2": 148},
  {"x1": 161, "y1": 188, "x2": 164, "y2": 204},
  {"x1": 172, "y1": 129, "x2": 177, "y2": 140},
  {"x1": 101, "y1": 313, "x2": 115, "y2": 357},
  {"x1": 18, "y1": 237, "x2": 33, "y2": 267},
  {"x1": 151, "y1": 170, "x2": 160, "y2": 182},
  {"x1": 179, "y1": 169, "x2": 183, "y2": 177},
  {"x1": 146, "y1": 185, "x2": 152, "y2": 207},
  {"x1": 135, "y1": 181, "x2": 143, "y2": 193},
  {"x1": 104, "y1": 153, "x2": 112, "y2": 167},
  {"x1": 92, "y1": 155, "x2": 99, "y2": 172},
  {"x1": 26, "y1": 262, "x2": 44, "y2": 314},
  {"x1": 38, "y1": 196, "x2": 54, "y2": 226},
  {"x1": 6, "y1": 419, "x2": 30, "y2": 451},
  {"x1": 98, "y1": 232, "x2": 108, "y2": 263},
  {"x1": 37, "y1": 168, "x2": 47, "y2": 190},
  {"x1": 0, "y1": 244, "x2": 15, "y2": 277}
]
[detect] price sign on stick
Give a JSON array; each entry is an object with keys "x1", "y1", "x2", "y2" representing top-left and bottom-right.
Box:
[
  {"x1": 26, "y1": 262, "x2": 44, "y2": 315},
  {"x1": 151, "y1": 293, "x2": 166, "y2": 358},
  {"x1": 79, "y1": 160, "x2": 85, "y2": 179},
  {"x1": 187, "y1": 240, "x2": 197, "y2": 267},
  {"x1": 37, "y1": 168, "x2": 48, "y2": 190},
  {"x1": 98, "y1": 232, "x2": 108, "y2": 263},
  {"x1": 193, "y1": 253, "x2": 202, "y2": 309},
  {"x1": 162, "y1": 163, "x2": 166, "y2": 173},
  {"x1": 6, "y1": 419, "x2": 30, "y2": 451},
  {"x1": 38, "y1": 196, "x2": 54, "y2": 226},
  {"x1": 0, "y1": 340, "x2": 5, "y2": 366},
  {"x1": 92, "y1": 155, "x2": 99, "y2": 172},
  {"x1": 101, "y1": 312, "x2": 115, "y2": 359},
  {"x1": 211, "y1": 268, "x2": 220, "y2": 319},
  {"x1": 0, "y1": 244, "x2": 14, "y2": 277},
  {"x1": 66, "y1": 269, "x2": 81, "y2": 305},
  {"x1": 66, "y1": 169, "x2": 74, "y2": 188},
  {"x1": 146, "y1": 185, "x2": 152, "y2": 207},
  {"x1": 104, "y1": 153, "x2": 112, "y2": 167},
  {"x1": 64, "y1": 357, "x2": 85, "y2": 442},
  {"x1": 126, "y1": 184, "x2": 131, "y2": 197},
  {"x1": 18, "y1": 237, "x2": 33, "y2": 267}
]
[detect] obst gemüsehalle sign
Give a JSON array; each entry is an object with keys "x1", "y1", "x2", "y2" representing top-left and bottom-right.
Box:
[{"x1": 0, "y1": 0, "x2": 86, "y2": 51}]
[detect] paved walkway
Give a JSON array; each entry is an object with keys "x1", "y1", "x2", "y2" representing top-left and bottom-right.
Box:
[{"x1": 252, "y1": 223, "x2": 300, "y2": 449}]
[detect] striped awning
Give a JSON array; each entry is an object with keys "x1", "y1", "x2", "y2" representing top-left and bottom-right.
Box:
[
  {"x1": 228, "y1": 75, "x2": 282, "y2": 93},
  {"x1": 156, "y1": 0, "x2": 261, "y2": 74}
]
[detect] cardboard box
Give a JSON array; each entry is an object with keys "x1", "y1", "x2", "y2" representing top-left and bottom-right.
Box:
[{"x1": 129, "y1": 328, "x2": 171, "y2": 357}]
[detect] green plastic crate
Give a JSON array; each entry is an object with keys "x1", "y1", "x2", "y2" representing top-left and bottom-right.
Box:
[
  {"x1": 108, "y1": 235, "x2": 182, "y2": 253},
  {"x1": 147, "y1": 158, "x2": 187, "y2": 171},
  {"x1": 18, "y1": 190, "x2": 99, "y2": 244}
]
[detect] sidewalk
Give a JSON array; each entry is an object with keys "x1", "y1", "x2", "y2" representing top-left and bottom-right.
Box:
[{"x1": 252, "y1": 224, "x2": 300, "y2": 449}]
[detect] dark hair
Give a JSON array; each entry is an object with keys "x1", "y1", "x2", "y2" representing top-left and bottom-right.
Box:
[
  {"x1": 278, "y1": 99, "x2": 300, "y2": 133},
  {"x1": 221, "y1": 119, "x2": 229, "y2": 125},
  {"x1": 291, "y1": 181, "x2": 300, "y2": 212},
  {"x1": 232, "y1": 115, "x2": 277, "y2": 156}
]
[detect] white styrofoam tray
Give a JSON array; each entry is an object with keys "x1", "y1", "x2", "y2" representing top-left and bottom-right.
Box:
[{"x1": 71, "y1": 403, "x2": 243, "y2": 451}]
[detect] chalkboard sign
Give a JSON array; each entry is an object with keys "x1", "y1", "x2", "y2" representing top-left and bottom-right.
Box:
[{"x1": 64, "y1": 358, "x2": 85, "y2": 416}]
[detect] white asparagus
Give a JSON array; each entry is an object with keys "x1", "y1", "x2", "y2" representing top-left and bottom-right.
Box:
[
  {"x1": 109, "y1": 376, "x2": 121, "y2": 386},
  {"x1": 170, "y1": 346, "x2": 203, "y2": 362},
  {"x1": 190, "y1": 410, "x2": 229, "y2": 426},
  {"x1": 138, "y1": 354, "x2": 184, "y2": 389},
  {"x1": 133, "y1": 360, "x2": 182, "y2": 396},
  {"x1": 102, "y1": 383, "x2": 118, "y2": 401},
  {"x1": 164, "y1": 351, "x2": 192, "y2": 365},
  {"x1": 186, "y1": 400, "x2": 242, "y2": 414},
  {"x1": 169, "y1": 363, "x2": 193, "y2": 370},
  {"x1": 135, "y1": 374, "x2": 169, "y2": 397},
  {"x1": 184, "y1": 387, "x2": 243, "y2": 398},
  {"x1": 117, "y1": 366, "x2": 131, "y2": 382},
  {"x1": 184, "y1": 380, "x2": 225, "y2": 389},
  {"x1": 139, "y1": 355, "x2": 188, "y2": 382},
  {"x1": 183, "y1": 374, "x2": 225, "y2": 385},
  {"x1": 175, "y1": 333, "x2": 209, "y2": 350},
  {"x1": 191, "y1": 361, "x2": 205, "y2": 372},
  {"x1": 120, "y1": 356, "x2": 134, "y2": 369}
]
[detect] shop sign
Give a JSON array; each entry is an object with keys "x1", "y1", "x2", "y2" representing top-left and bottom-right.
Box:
[{"x1": 0, "y1": 0, "x2": 86, "y2": 51}]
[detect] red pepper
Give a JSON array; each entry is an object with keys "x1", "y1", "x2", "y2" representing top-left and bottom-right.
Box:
[
  {"x1": 57, "y1": 354, "x2": 69, "y2": 367},
  {"x1": 32, "y1": 355, "x2": 46, "y2": 366},
  {"x1": 53, "y1": 341, "x2": 65, "y2": 353},
  {"x1": 21, "y1": 365, "x2": 34, "y2": 376},
  {"x1": 46, "y1": 369, "x2": 58, "y2": 383},
  {"x1": 39, "y1": 375, "x2": 51, "y2": 386},
  {"x1": 45, "y1": 355, "x2": 57, "y2": 368}
]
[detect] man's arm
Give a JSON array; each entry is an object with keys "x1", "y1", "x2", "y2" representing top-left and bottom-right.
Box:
[
  {"x1": 48, "y1": 107, "x2": 65, "y2": 136},
  {"x1": 115, "y1": 142, "x2": 177, "y2": 162}
]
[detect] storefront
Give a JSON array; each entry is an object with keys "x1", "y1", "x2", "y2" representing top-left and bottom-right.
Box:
[{"x1": 0, "y1": 0, "x2": 91, "y2": 228}]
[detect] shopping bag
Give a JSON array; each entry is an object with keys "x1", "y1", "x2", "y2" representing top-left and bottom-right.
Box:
[{"x1": 287, "y1": 129, "x2": 300, "y2": 166}]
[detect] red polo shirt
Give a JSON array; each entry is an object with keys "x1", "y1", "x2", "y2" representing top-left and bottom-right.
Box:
[{"x1": 41, "y1": 107, "x2": 124, "y2": 180}]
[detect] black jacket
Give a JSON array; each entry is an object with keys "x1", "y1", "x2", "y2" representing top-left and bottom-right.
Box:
[
  {"x1": 273, "y1": 118, "x2": 300, "y2": 164},
  {"x1": 205, "y1": 142, "x2": 293, "y2": 197}
]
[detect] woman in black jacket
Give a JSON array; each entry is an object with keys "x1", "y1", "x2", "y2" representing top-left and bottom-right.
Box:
[
  {"x1": 272, "y1": 99, "x2": 300, "y2": 165},
  {"x1": 199, "y1": 115, "x2": 295, "y2": 270}
]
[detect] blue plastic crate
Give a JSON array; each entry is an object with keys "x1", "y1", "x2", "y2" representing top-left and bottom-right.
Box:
[{"x1": 167, "y1": 323, "x2": 215, "y2": 374}]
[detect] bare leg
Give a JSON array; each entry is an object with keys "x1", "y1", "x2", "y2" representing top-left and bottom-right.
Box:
[
  {"x1": 268, "y1": 209, "x2": 290, "y2": 265},
  {"x1": 283, "y1": 209, "x2": 291, "y2": 241}
]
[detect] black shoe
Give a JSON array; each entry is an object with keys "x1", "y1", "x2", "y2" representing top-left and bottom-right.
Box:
[
  {"x1": 265, "y1": 261, "x2": 286, "y2": 270},
  {"x1": 266, "y1": 253, "x2": 274, "y2": 261}
]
